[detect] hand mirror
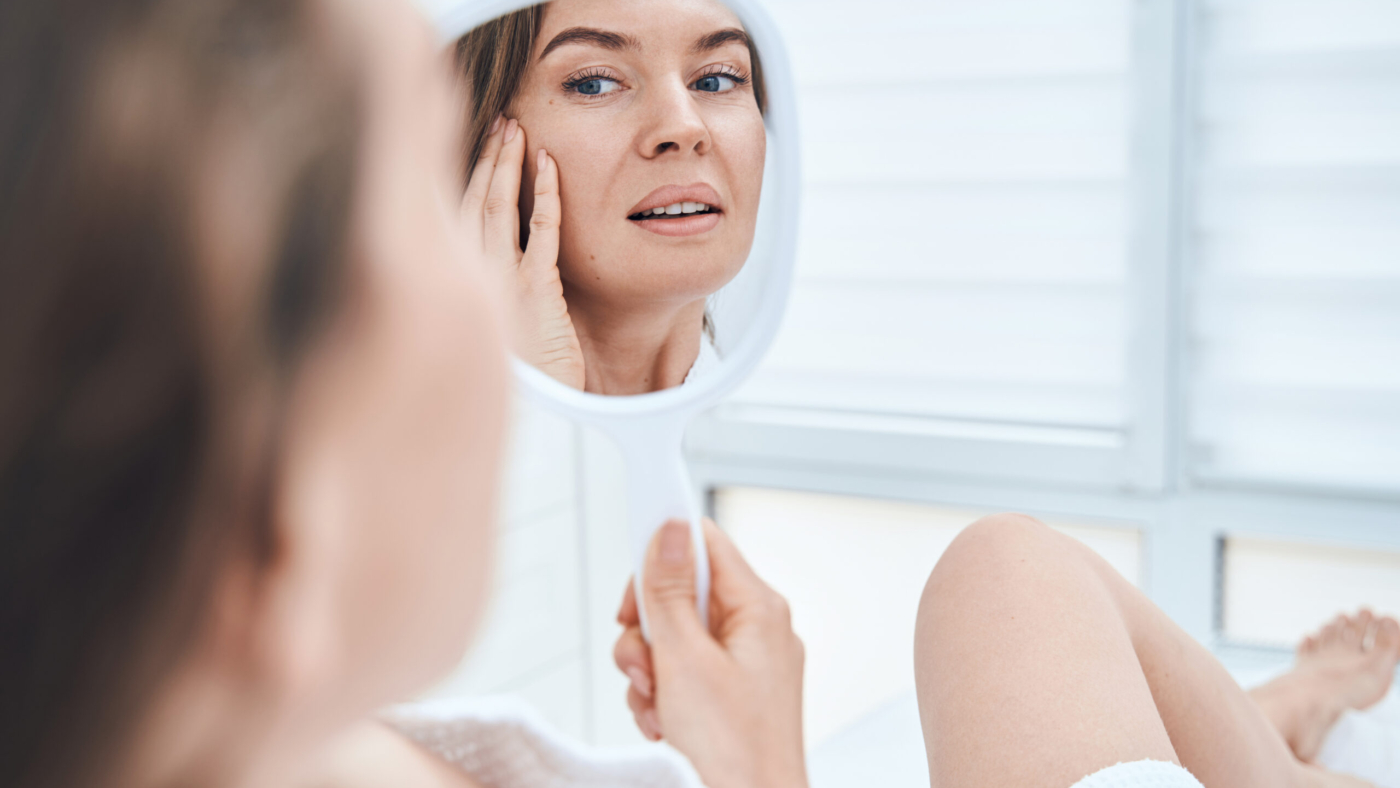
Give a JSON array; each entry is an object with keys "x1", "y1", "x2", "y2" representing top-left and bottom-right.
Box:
[{"x1": 424, "y1": 0, "x2": 799, "y2": 635}]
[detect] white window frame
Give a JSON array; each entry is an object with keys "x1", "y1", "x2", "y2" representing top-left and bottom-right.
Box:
[{"x1": 685, "y1": 0, "x2": 1400, "y2": 646}]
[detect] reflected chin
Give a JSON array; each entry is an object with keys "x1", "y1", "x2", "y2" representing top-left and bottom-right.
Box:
[{"x1": 629, "y1": 212, "x2": 722, "y2": 237}]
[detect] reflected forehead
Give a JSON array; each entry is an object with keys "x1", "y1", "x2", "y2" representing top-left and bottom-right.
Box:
[{"x1": 536, "y1": 0, "x2": 745, "y2": 58}]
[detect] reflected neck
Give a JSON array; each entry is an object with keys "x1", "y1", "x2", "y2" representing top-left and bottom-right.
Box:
[{"x1": 565, "y1": 288, "x2": 707, "y2": 396}]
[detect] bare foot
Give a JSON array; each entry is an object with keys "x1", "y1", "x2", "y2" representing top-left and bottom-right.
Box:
[{"x1": 1250, "y1": 610, "x2": 1400, "y2": 763}]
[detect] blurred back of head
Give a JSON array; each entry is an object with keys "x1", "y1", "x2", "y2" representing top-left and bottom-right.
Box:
[{"x1": 0, "y1": 1, "x2": 361, "y2": 785}]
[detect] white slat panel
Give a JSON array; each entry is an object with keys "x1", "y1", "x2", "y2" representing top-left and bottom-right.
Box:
[
  {"x1": 737, "y1": 0, "x2": 1132, "y2": 430},
  {"x1": 1190, "y1": 0, "x2": 1400, "y2": 494},
  {"x1": 1196, "y1": 184, "x2": 1400, "y2": 279},
  {"x1": 745, "y1": 285, "x2": 1126, "y2": 427},
  {"x1": 1200, "y1": 75, "x2": 1400, "y2": 169},
  {"x1": 801, "y1": 81, "x2": 1127, "y2": 184},
  {"x1": 760, "y1": 0, "x2": 1128, "y2": 83},
  {"x1": 1204, "y1": 0, "x2": 1400, "y2": 57},
  {"x1": 796, "y1": 183, "x2": 1125, "y2": 284}
]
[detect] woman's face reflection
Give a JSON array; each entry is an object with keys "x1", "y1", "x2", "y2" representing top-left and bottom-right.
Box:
[{"x1": 514, "y1": 0, "x2": 765, "y2": 335}]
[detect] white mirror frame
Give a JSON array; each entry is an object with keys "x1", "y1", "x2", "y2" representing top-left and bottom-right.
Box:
[{"x1": 428, "y1": 0, "x2": 800, "y2": 637}]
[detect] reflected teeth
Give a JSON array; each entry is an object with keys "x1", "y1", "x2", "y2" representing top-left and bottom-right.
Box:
[{"x1": 641, "y1": 202, "x2": 713, "y2": 217}]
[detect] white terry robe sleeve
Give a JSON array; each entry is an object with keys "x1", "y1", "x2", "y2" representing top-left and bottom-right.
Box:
[
  {"x1": 1070, "y1": 761, "x2": 1205, "y2": 788},
  {"x1": 380, "y1": 697, "x2": 707, "y2": 788}
]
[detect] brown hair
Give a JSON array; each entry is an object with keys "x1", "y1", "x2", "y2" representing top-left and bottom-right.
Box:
[
  {"x1": 0, "y1": 1, "x2": 361, "y2": 786},
  {"x1": 453, "y1": 3, "x2": 767, "y2": 184}
]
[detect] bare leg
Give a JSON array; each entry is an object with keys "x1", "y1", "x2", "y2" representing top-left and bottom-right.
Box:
[
  {"x1": 1250, "y1": 611, "x2": 1400, "y2": 762},
  {"x1": 914, "y1": 514, "x2": 1369, "y2": 788}
]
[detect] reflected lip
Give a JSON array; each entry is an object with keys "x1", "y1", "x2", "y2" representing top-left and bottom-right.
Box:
[
  {"x1": 627, "y1": 183, "x2": 724, "y2": 217},
  {"x1": 631, "y1": 211, "x2": 721, "y2": 237}
]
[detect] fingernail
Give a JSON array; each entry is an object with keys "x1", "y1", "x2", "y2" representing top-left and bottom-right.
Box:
[
  {"x1": 537, "y1": 148, "x2": 547, "y2": 170},
  {"x1": 490, "y1": 115, "x2": 502, "y2": 134},
  {"x1": 641, "y1": 709, "x2": 662, "y2": 741},
  {"x1": 659, "y1": 520, "x2": 689, "y2": 566},
  {"x1": 504, "y1": 118, "x2": 518, "y2": 143},
  {"x1": 626, "y1": 666, "x2": 652, "y2": 699}
]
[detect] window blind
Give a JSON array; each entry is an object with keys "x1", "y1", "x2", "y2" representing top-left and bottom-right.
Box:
[
  {"x1": 1188, "y1": 0, "x2": 1400, "y2": 495},
  {"x1": 732, "y1": 0, "x2": 1132, "y2": 430}
]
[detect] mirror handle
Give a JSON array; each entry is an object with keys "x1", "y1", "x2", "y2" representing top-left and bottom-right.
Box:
[{"x1": 615, "y1": 414, "x2": 710, "y2": 643}]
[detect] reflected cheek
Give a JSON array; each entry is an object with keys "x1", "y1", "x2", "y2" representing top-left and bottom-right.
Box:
[
  {"x1": 717, "y1": 123, "x2": 767, "y2": 208},
  {"x1": 555, "y1": 203, "x2": 616, "y2": 283}
]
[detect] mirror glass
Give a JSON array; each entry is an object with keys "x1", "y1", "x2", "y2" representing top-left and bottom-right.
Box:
[{"x1": 443, "y1": 0, "x2": 786, "y2": 397}]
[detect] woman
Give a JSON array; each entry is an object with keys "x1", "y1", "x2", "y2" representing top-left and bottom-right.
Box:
[
  {"x1": 1, "y1": 2, "x2": 1394, "y2": 788},
  {"x1": 0, "y1": 0, "x2": 798, "y2": 786},
  {"x1": 453, "y1": 0, "x2": 767, "y2": 394}
]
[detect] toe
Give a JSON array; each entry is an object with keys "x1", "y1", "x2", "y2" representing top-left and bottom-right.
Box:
[
  {"x1": 1322, "y1": 617, "x2": 1344, "y2": 643},
  {"x1": 1375, "y1": 617, "x2": 1400, "y2": 658},
  {"x1": 1342, "y1": 615, "x2": 1364, "y2": 647}
]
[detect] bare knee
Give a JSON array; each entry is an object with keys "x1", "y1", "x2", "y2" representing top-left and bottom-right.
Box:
[
  {"x1": 914, "y1": 514, "x2": 1187, "y2": 785},
  {"x1": 914, "y1": 512, "x2": 1129, "y2": 653},
  {"x1": 915, "y1": 513, "x2": 1062, "y2": 652},
  {"x1": 945, "y1": 512, "x2": 1055, "y2": 564},
  {"x1": 927, "y1": 512, "x2": 1058, "y2": 594}
]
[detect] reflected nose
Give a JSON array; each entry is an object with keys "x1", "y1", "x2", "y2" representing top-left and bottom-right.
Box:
[{"x1": 638, "y1": 82, "x2": 711, "y2": 158}]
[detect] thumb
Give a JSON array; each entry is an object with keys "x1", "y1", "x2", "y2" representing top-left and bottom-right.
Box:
[{"x1": 641, "y1": 519, "x2": 708, "y2": 645}]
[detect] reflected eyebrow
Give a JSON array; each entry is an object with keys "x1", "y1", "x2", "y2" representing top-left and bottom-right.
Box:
[
  {"x1": 691, "y1": 28, "x2": 752, "y2": 54},
  {"x1": 539, "y1": 27, "x2": 642, "y2": 61}
]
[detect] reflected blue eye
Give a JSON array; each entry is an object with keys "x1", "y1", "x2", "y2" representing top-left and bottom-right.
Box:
[
  {"x1": 571, "y1": 77, "x2": 620, "y2": 96},
  {"x1": 693, "y1": 74, "x2": 738, "y2": 93}
]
